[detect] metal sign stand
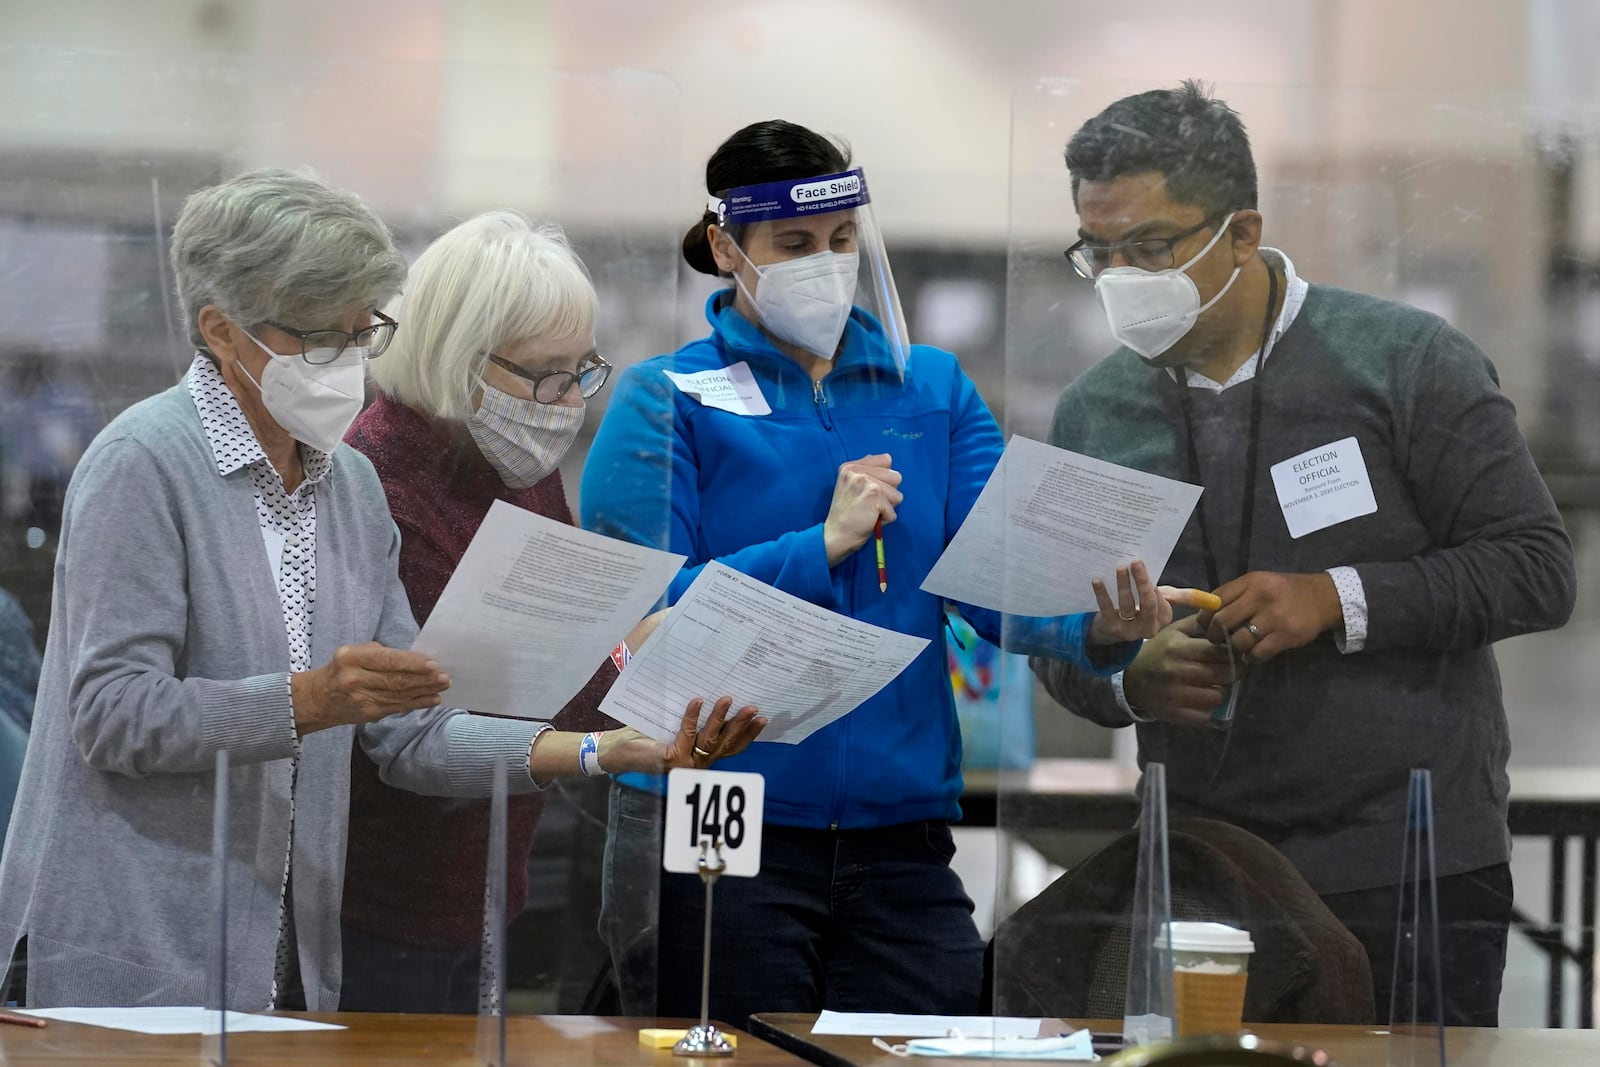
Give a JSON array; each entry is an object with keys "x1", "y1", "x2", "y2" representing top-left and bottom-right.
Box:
[{"x1": 674, "y1": 838, "x2": 734, "y2": 1058}]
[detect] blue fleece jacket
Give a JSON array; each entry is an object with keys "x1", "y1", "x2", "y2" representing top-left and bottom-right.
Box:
[{"x1": 582, "y1": 293, "x2": 1133, "y2": 828}]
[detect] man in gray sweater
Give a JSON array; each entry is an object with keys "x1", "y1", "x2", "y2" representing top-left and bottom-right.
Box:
[{"x1": 1032, "y1": 82, "x2": 1576, "y2": 1026}]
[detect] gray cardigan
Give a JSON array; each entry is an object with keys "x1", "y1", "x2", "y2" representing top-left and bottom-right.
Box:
[{"x1": 0, "y1": 377, "x2": 546, "y2": 1010}]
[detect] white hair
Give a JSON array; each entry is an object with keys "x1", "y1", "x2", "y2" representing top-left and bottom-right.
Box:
[
  {"x1": 170, "y1": 168, "x2": 406, "y2": 349},
  {"x1": 370, "y1": 211, "x2": 599, "y2": 421}
]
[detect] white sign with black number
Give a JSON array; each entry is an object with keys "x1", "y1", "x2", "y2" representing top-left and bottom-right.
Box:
[{"x1": 663, "y1": 769, "x2": 764, "y2": 878}]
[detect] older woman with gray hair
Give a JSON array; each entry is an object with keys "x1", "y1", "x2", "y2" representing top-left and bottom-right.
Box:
[
  {"x1": 337, "y1": 211, "x2": 767, "y2": 1013},
  {"x1": 0, "y1": 170, "x2": 758, "y2": 1011}
]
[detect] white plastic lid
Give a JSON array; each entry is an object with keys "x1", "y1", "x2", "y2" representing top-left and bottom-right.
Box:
[{"x1": 1158, "y1": 921, "x2": 1255, "y2": 954}]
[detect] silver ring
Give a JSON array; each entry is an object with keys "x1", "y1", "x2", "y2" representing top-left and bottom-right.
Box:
[
  {"x1": 1117, "y1": 609, "x2": 1137, "y2": 622},
  {"x1": 1245, "y1": 622, "x2": 1263, "y2": 639}
]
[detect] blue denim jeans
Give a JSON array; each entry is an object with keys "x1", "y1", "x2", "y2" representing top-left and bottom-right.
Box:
[{"x1": 599, "y1": 780, "x2": 984, "y2": 1026}]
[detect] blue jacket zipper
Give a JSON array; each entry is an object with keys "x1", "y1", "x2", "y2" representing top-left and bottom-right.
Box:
[{"x1": 814, "y1": 376, "x2": 852, "y2": 825}]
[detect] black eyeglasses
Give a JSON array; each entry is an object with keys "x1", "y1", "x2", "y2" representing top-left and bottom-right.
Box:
[
  {"x1": 487, "y1": 352, "x2": 613, "y2": 404},
  {"x1": 258, "y1": 310, "x2": 399, "y2": 363},
  {"x1": 1064, "y1": 215, "x2": 1225, "y2": 279}
]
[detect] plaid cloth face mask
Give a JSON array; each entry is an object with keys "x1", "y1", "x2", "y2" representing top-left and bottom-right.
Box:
[{"x1": 467, "y1": 380, "x2": 585, "y2": 489}]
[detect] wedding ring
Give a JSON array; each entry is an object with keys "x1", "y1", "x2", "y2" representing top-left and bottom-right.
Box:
[
  {"x1": 693, "y1": 746, "x2": 712, "y2": 759},
  {"x1": 1245, "y1": 622, "x2": 1263, "y2": 639},
  {"x1": 1117, "y1": 609, "x2": 1137, "y2": 622}
]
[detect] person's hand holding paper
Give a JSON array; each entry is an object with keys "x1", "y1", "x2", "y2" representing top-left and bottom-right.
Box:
[
  {"x1": 922, "y1": 437, "x2": 1211, "y2": 626},
  {"x1": 601, "y1": 562, "x2": 929, "y2": 745},
  {"x1": 531, "y1": 695, "x2": 767, "y2": 777}
]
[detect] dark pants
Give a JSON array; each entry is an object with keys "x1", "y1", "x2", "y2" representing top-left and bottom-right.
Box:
[
  {"x1": 600, "y1": 781, "x2": 984, "y2": 1027},
  {"x1": 1320, "y1": 862, "x2": 1513, "y2": 1027},
  {"x1": 338, "y1": 921, "x2": 481, "y2": 1014}
]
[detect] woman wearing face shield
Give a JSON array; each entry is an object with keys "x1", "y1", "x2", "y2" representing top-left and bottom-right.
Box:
[
  {"x1": 335, "y1": 212, "x2": 764, "y2": 1013},
  {"x1": 0, "y1": 173, "x2": 756, "y2": 1012},
  {"x1": 582, "y1": 121, "x2": 1180, "y2": 1021}
]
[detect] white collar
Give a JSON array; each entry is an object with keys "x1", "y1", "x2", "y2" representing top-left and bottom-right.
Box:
[{"x1": 1175, "y1": 248, "x2": 1307, "y2": 393}]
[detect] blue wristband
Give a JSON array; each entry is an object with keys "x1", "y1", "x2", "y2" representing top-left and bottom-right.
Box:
[{"x1": 578, "y1": 731, "x2": 606, "y2": 777}]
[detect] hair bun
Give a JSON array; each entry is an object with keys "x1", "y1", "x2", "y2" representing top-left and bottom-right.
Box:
[{"x1": 681, "y1": 210, "x2": 722, "y2": 276}]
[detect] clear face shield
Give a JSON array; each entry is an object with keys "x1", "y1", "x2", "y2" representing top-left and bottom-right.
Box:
[{"x1": 707, "y1": 168, "x2": 910, "y2": 377}]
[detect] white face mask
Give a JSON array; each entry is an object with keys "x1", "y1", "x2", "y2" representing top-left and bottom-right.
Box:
[
  {"x1": 467, "y1": 381, "x2": 585, "y2": 489},
  {"x1": 735, "y1": 247, "x2": 860, "y2": 358},
  {"x1": 237, "y1": 331, "x2": 368, "y2": 453},
  {"x1": 1093, "y1": 211, "x2": 1240, "y2": 361}
]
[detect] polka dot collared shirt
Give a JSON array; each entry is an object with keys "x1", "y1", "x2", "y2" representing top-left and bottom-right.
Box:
[{"x1": 188, "y1": 354, "x2": 332, "y2": 1008}]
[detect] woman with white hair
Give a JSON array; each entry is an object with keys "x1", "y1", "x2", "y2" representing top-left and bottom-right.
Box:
[
  {"x1": 0, "y1": 171, "x2": 759, "y2": 1011},
  {"x1": 338, "y1": 212, "x2": 761, "y2": 1012}
]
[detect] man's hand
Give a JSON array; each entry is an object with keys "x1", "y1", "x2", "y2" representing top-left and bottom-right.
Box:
[
  {"x1": 1202, "y1": 571, "x2": 1343, "y2": 663},
  {"x1": 1087, "y1": 560, "x2": 1175, "y2": 642},
  {"x1": 1121, "y1": 616, "x2": 1236, "y2": 727},
  {"x1": 290, "y1": 642, "x2": 450, "y2": 736}
]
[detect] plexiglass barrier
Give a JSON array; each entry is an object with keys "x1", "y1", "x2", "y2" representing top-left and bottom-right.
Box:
[
  {"x1": 0, "y1": 47, "x2": 679, "y2": 1032},
  {"x1": 991, "y1": 75, "x2": 1597, "y2": 1052}
]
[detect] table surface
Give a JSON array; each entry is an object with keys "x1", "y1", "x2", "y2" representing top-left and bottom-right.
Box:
[
  {"x1": 749, "y1": 1011, "x2": 1600, "y2": 1067},
  {"x1": 0, "y1": 1014, "x2": 808, "y2": 1066},
  {"x1": 960, "y1": 759, "x2": 1600, "y2": 833}
]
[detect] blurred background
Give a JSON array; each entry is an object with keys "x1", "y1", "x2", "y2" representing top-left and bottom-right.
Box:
[{"x1": 1, "y1": 0, "x2": 1596, "y2": 1027}]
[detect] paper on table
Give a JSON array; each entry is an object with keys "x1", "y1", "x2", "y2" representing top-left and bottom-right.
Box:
[
  {"x1": 811, "y1": 1011, "x2": 1043, "y2": 1038},
  {"x1": 15, "y1": 1007, "x2": 345, "y2": 1034},
  {"x1": 412, "y1": 500, "x2": 684, "y2": 719},
  {"x1": 599, "y1": 561, "x2": 928, "y2": 745},
  {"x1": 922, "y1": 436, "x2": 1203, "y2": 617}
]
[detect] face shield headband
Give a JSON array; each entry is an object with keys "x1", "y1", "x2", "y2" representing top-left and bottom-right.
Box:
[{"x1": 707, "y1": 169, "x2": 911, "y2": 375}]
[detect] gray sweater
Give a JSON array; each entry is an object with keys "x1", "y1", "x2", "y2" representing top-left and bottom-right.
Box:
[
  {"x1": 0, "y1": 378, "x2": 547, "y2": 1009},
  {"x1": 1032, "y1": 284, "x2": 1576, "y2": 894}
]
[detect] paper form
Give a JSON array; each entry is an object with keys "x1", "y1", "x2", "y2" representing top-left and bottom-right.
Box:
[
  {"x1": 599, "y1": 561, "x2": 928, "y2": 744},
  {"x1": 810, "y1": 1011, "x2": 1043, "y2": 1038},
  {"x1": 14, "y1": 1007, "x2": 344, "y2": 1034},
  {"x1": 411, "y1": 499, "x2": 684, "y2": 719},
  {"x1": 921, "y1": 436, "x2": 1203, "y2": 617}
]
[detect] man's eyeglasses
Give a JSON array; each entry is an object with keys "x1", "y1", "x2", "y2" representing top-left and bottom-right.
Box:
[
  {"x1": 487, "y1": 352, "x2": 613, "y2": 404},
  {"x1": 259, "y1": 310, "x2": 399, "y2": 363},
  {"x1": 1064, "y1": 216, "x2": 1224, "y2": 279}
]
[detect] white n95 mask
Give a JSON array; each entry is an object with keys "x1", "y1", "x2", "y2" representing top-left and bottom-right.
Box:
[
  {"x1": 738, "y1": 248, "x2": 860, "y2": 359},
  {"x1": 239, "y1": 331, "x2": 368, "y2": 453},
  {"x1": 1093, "y1": 211, "x2": 1239, "y2": 361},
  {"x1": 468, "y1": 381, "x2": 586, "y2": 489}
]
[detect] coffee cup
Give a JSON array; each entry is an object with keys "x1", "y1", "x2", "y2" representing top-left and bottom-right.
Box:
[{"x1": 1159, "y1": 921, "x2": 1254, "y2": 1036}]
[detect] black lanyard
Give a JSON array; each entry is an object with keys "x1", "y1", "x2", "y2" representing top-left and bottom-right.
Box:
[{"x1": 1175, "y1": 263, "x2": 1280, "y2": 591}]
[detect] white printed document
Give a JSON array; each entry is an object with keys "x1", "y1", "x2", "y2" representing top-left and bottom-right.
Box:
[
  {"x1": 412, "y1": 500, "x2": 684, "y2": 719},
  {"x1": 15, "y1": 1007, "x2": 344, "y2": 1034},
  {"x1": 810, "y1": 1011, "x2": 1043, "y2": 1038},
  {"x1": 599, "y1": 561, "x2": 928, "y2": 745},
  {"x1": 921, "y1": 436, "x2": 1202, "y2": 617}
]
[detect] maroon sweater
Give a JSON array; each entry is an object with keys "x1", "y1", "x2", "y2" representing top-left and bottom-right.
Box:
[{"x1": 341, "y1": 393, "x2": 618, "y2": 947}]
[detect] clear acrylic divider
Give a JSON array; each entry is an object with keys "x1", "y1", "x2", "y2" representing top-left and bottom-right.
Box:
[
  {"x1": 477, "y1": 762, "x2": 509, "y2": 1066},
  {"x1": 1387, "y1": 768, "x2": 1447, "y2": 1067},
  {"x1": 203, "y1": 748, "x2": 229, "y2": 1066},
  {"x1": 1122, "y1": 761, "x2": 1175, "y2": 1048}
]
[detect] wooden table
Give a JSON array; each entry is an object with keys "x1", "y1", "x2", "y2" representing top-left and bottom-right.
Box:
[
  {"x1": 0, "y1": 1014, "x2": 807, "y2": 1065},
  {"x1": 960, "y1": 760, "x2": 1600, "y2": 1027},
  {"x1": 749, "y1": 1011, "x2": 1600, "y2": 1067}
]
